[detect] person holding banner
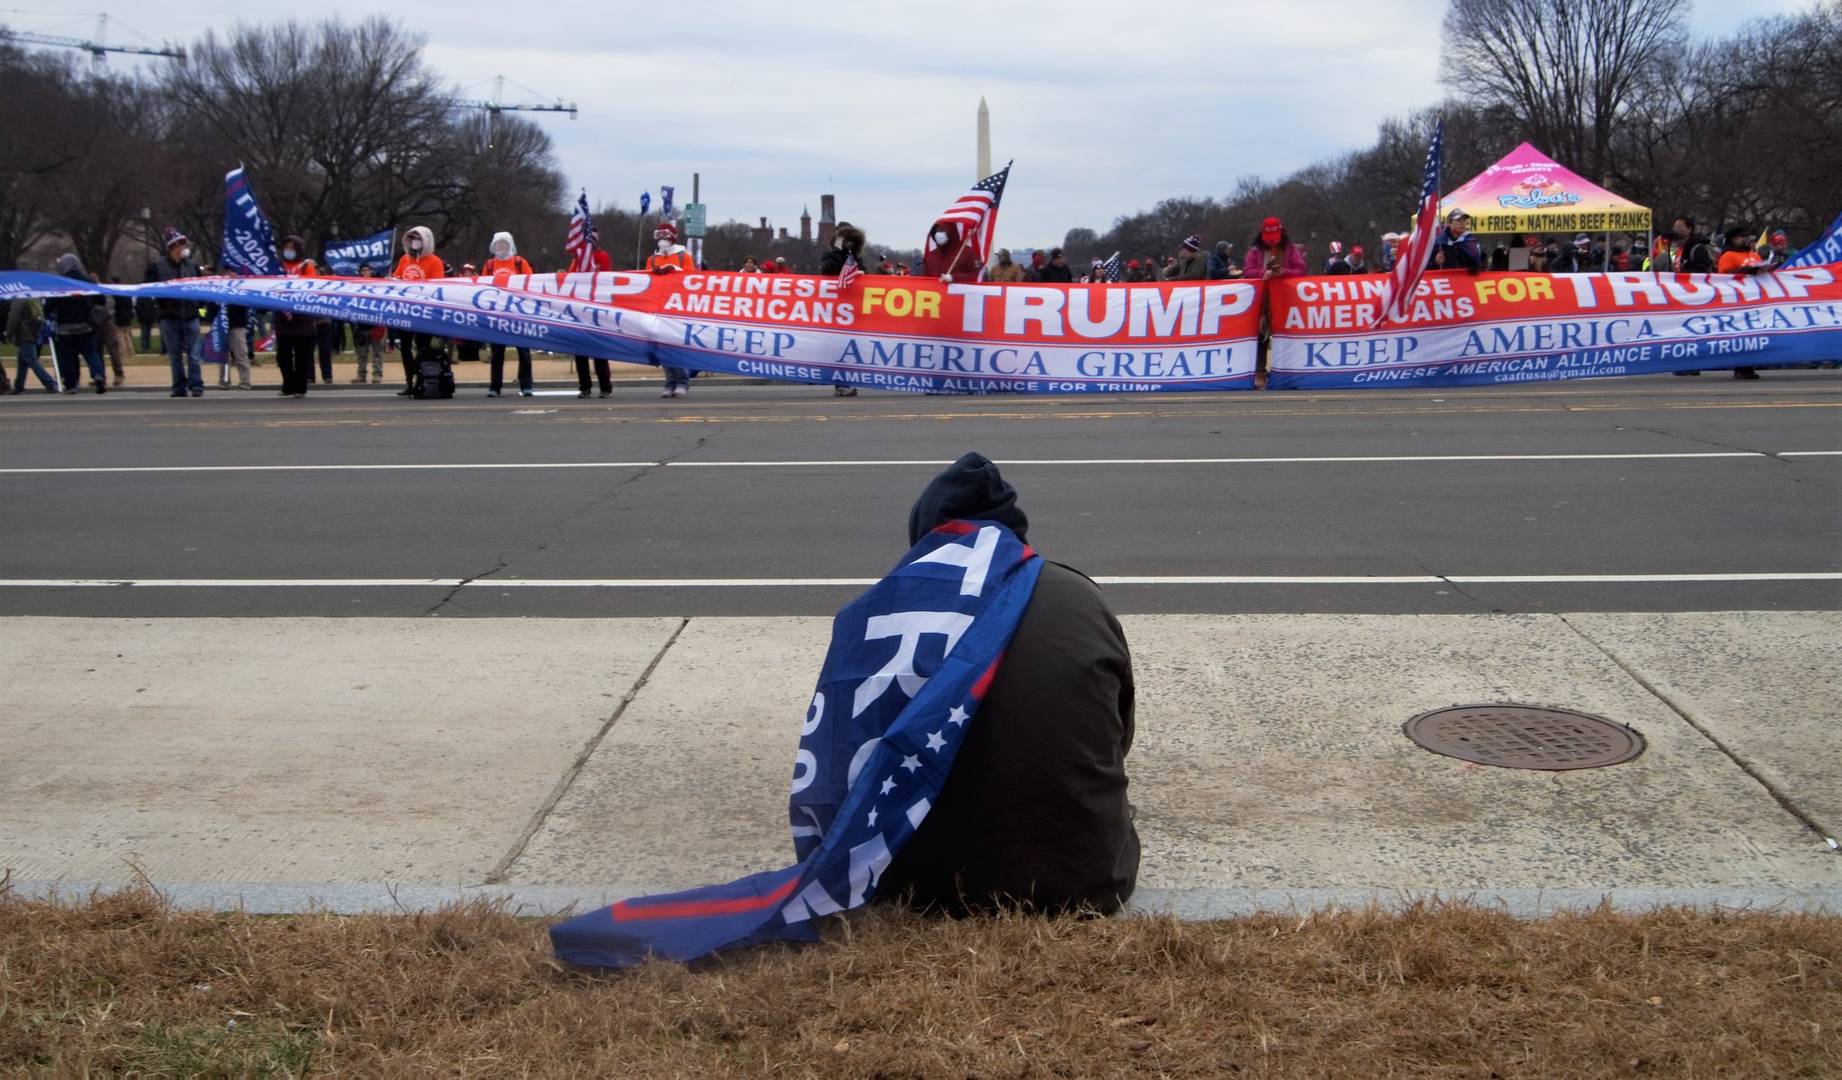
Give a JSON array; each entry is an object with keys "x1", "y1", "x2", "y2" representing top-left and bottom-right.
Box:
[
  {"x1": 47, "y1": 255, "x2": 108, "y2": 394},
  {"x1": 224, "y1": 304, "x2": 253, "y2": 389},
  {"x1": 144, "y1": 227, "x2": 203, "y2": 397},
  {"x1": 272, "y1": 237, "x2": 322, "y2": 398},
  {"x1": 6, "y1": 297, "x2": 57, "y2": 393},
  {"x1": 481, "y1": 232, "x2": 536, "y2": 397},
  {"x1": 647, "y1": 222, "x2": 696, "y2": 397},
  {"x1": 1244, "y1": 218, "x2": 1306, "y2": 280},
  {"x1": 347, "y1": 265, "x2": 387, "y2": 384},
  {"x1": 391, "y1": 227, "x2": 445, "y2": 396},
  {"x1": 566, "y1": 246, "x2": 615, "y2": 398}
]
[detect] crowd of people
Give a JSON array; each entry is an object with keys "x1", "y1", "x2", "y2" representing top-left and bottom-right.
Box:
[{"x1": 4, "y1": 210, "x2": 1827, "y2": 398}]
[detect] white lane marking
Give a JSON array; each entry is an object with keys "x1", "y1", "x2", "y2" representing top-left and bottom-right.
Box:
[
  {"x1": 667, "y1": 452, "x2": 1776, "y2": 467},
  {"x1": 1, "y1": 450, "x2": 1829, "y2": 475},
  {"x1": 1, "y1": 573, "x2": 1837, "y2": 588},
  {"x1": 0, "y1": 463, "x2": 655, "y2": 474}
]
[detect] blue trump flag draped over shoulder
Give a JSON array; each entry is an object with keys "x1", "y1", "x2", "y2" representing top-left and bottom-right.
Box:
[{"x1": 549, "y1": 521, "x2": 1042, "y2": 968}]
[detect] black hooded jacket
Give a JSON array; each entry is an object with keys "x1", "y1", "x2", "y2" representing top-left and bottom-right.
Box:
[{"x1": 879, "y1": 453, "x2": 1140, "y2": 915}]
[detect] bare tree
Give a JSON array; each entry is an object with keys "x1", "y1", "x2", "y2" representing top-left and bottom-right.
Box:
[{"x1": 1441, "y1": 0, "x2": 1685, "y2": 180}]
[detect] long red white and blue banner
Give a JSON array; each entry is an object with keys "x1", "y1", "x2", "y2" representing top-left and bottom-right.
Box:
[
  {"x1": 1269, "y1": 266, "x2": 1842, "y2": 388},
  {"x1": 1, "y1": 264, "x2": 1837, "y2": 392}
]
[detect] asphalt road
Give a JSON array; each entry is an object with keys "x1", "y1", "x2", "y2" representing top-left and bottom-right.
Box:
[{"x1": 3, "y1": 372, "x2": 1839, "y2": 616}]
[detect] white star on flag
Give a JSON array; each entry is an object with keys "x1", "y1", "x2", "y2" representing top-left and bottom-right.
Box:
[
  {"x1": 926, "y1": 731, "x2": 947, "y2": 752},
  {"x1": 900, "y1": 755, "x2": 922, "y2": 773},
  {"x1": 867, "y1": 808, "x2": 878, "y2": 826},
  {"x1": 880, "y1": 776, "x2": 896, "y2": 795},
  {"x1": 947, "y1": 706, "x2": 969, "y2": 726}
]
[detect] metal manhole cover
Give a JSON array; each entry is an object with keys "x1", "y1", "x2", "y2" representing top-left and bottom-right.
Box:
[{"x1": 1404, "y1": 704, "x2": 1644, "y2": 771}]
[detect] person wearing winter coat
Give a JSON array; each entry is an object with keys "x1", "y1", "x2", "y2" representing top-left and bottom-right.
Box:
[
  {"x1": 921, "y1": 219, "x2": 980, "y2": 284},
  {"x1": 272, "y1": 235, "x2": 322, "y2": 398},
  {"x1": 567, "y1": 247, "x2": 615, "y2": 399},
  {"x1": 45, "y1": 254, "x2": 108, "y2": 394},
  {"x1": 7, "y1": 296, "x2": 57, "y2": 392},
  {"x1": 1243, "y1": 218, "x2": 1307, "y2": 280},
  {"x1": 1160, "y1": 235, "x2": 1208, "y2": 281},
  {"x1": 819, "y1": 222, "x2": 871, "y2": 396},
  {"x1": 1429, "y1": 210, "x2": 1484, "y2": 273},
  {"x1": 646, "y1": 222, "x2": 696, "y2": 396},
  {"x1": 481, "y1": 231, "x2": 537, "y2": 396},
  {"x1": 987, "y1": 248, "x2": 1024, "y2": 283},
  {"x1": 1346, "y1": 246, "x2": 1371, "y2": 274},
  {"x1": 1037, "y1": 248, "x2": 1075, "y2": 283},
  {"x1": 877, "y1": 453, "x2": 1139, "y2": 916},
  {"x1": 391, "y1": 225, "x2": 445, "y2": 395},
  {"x1": 1206, "y1": 241, "x2": 1240, "y2": 280},
  {"x1": 1323, "y1": 240, "x2": 1352, "y2": 275},
  {"x1": 143, "y1": 226, "x2": 202, "y2": 396}
]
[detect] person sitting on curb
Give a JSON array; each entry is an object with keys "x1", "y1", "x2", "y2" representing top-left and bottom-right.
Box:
[{"x1": 877, "y1": 452, "x2": 1140, "y2": 915}]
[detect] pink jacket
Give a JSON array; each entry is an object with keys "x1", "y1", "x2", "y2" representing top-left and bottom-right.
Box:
[{"x1": 1243, "y1": 243, "x2": 1307, "y2": 279}]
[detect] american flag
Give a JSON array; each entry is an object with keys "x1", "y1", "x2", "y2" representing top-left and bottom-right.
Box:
[
  {"x1": 838, "y1": 253, "x2": 862, "y2": 291},
  {"x1": 925, "y1": 161, "x2": 1011, "y2": 274},
  {"x1": 567, "y1": 190, "x2": 599, "y2": 273},
  {"x1": 1377, "y1": 120, "x2": 1443, "y2": 327},
  {"x1": 1101, "y1": 251, "x2": 1122, "y2": 283}
]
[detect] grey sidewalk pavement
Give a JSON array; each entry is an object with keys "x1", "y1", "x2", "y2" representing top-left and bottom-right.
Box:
[{"x1": 3, "y1": 612, "x2": 1838, "y2": 915}]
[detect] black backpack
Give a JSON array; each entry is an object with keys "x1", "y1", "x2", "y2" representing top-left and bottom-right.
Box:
[{"x1": 414, "y1": 345, "x2": 455, "y2": 399}]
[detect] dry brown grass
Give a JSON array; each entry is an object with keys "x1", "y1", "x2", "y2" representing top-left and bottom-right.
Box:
[{"x1": 1, "y1": 885, "x2": 1836, "y2": 1078}]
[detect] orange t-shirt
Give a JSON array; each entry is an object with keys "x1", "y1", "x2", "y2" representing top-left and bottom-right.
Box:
[
  {"x1": 392, "y1": 253, "x2": 445, "y2": 281},
  {"x1": 646, "y1": 251, "x2": 694, "y2": 273},
  {"x1": 1717, "y1": 250, "x2": 1760, "y2": 274},
  {"x1": 481, "y1": 255, "x2": 532, "y2": 278},
  {"x1": 280, "y1": 257, "x2": 319, "y2": 279}
]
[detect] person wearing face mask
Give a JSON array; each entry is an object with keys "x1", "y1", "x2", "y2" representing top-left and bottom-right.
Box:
[
  {"x1": 646, "y1": 221, "x2": 694, "y2": 274},
  {"x1": 1037, "y1": 248, "x2": 1074, "y2": 283},
  {"x1": 271, "y1": 235, "x2": 322, "y2": 398},
  {"x1": 388, "y1": 226, "x2": 445, "y2": 395},
  {"x1": 920, "y1": 220, "x2": 979, "y2": 284},
  {"x1": 144, "y1": 226, "x2": 204, "y2": 397},
  {"x1": 480, "y1": 231, "x2": 537, "y2": 396},
  {"x1": 647, "y1": 222, "x2": 696, "y2": 396}
]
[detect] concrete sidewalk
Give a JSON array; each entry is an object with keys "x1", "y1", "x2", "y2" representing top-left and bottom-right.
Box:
[{"x1": 3, "y1": 612, "x2": 1837, "y2": 915}]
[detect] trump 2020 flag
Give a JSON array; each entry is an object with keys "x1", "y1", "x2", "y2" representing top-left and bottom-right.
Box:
[
  {"x1": 550, "y1": 521, "x2": 1042, "y2": 968},
  {"x1": 1781, "y1": 207, "x2": 1842, "y2": 270},
  {"x1": 214, "y1": 167, "x2": 280, "y2": 371},
  {"x1": 221, "y1": 167, "x2": 279, "y2": 277}
]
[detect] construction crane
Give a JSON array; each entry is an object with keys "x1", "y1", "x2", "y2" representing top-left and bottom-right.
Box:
[
  {"x1": 0, "y1": 12, "x2": 185, "y2": 66},
  {"x1": 449, "y1": 75, "x2": 577, "y2": 148}
]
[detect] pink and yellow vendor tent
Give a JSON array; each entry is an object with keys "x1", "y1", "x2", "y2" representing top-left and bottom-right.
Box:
[{"x1": 1440, "y1": 143, "x2": 1651, "y2": 236}]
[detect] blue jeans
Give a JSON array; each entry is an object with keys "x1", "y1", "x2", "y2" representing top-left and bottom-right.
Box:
[
  {"x1": 161, "y1": 317, "x2": 203, "y2": 393},
  {"x1": 662, "y1": 366, "x2": 692, "y2": 390},
  {"x1": 14, "y1": 342, "x2": 56, "y2": 390}
]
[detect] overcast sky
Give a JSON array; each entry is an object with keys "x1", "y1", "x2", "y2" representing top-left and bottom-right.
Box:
[{"x1": 13, "y1": 0, "x2": 1821, "y2": 248}]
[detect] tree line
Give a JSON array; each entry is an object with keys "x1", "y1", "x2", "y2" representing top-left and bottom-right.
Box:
[
  {"x1": 0, "y1": 17, "x2": 565, "y2": 277},
  {"x1": 1058, "y1": 0, "x2": 1840, "y2": 267}
]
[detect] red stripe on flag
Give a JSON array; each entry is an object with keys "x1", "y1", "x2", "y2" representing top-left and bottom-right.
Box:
[
  {"x1": 970, "y1": 653, "x2": 1005, "y2": 701},
  {"x1": 610, "y1": 876, "x2": 801, "y2": 923},
  {"x1": 932, "y1": 520, "x2": 976, "y2": 535}
]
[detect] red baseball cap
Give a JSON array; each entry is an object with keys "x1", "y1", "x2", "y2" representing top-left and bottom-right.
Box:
[{"x1": 1261, "y1": 217, "x2": 1283, "y2": 241}]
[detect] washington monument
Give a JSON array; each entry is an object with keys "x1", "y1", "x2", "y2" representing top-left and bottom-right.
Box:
[{"x1": 976, "y1": 96, "x2": 991, "y2": 180}]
